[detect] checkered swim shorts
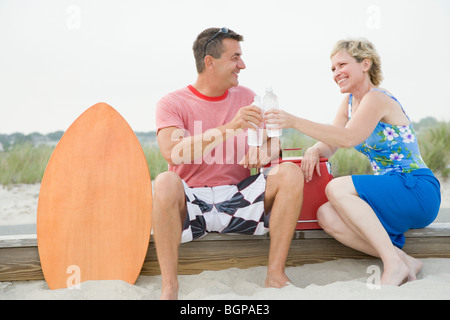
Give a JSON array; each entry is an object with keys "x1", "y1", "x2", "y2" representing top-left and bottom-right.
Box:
[{"x1": 181, "y1": 173, "x2": 269, "y2": 243}]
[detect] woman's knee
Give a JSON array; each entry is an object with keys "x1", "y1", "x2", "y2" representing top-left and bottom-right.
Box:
[
  {"x1": 317, "y1": 202, "x2": 333, "y2": 229},
  {"x1": 325, "y1": 176, "x2": 354, "y2": 203},
  {"x1": 317, "y1": 202, "x2": 340, "y2": 234}
]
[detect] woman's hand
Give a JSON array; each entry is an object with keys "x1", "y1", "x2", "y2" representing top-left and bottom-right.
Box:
[
  {"x1": 264, "y1": 109, "x2": 297, "y2": 129},
  {"x1": 301, "y1": 147, "x2": 322, "y2": 183}
]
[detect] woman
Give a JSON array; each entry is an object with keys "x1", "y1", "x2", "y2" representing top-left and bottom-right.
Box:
[{"x1": 265, "y1": 38, "x2": 441, "y2": 286}]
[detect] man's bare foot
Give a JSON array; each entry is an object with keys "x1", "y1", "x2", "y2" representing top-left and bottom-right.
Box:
[
  {"x1": 160, "y1": 283, "x2": 179, "y2": 300},
  {"x1": 265, "y1": 269, "x2": 291, "y2": 288}
]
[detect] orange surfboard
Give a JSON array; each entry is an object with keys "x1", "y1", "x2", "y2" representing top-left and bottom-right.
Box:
[{"x1": 37, "y1": 103, "x2": 152, "y2": 290}]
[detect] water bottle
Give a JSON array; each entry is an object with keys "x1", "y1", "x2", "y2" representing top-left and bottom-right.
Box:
[
  {"x1": 263, "y1": 87, "x2": 282, "y2": 137},
  {"x1": 247, "y1": 95, "x2": 264, "y2": 147}
]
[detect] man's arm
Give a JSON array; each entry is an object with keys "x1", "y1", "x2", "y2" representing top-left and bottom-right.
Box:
[
  {"x1": 157, "y1": 104, "x2": 263, "y2": 166},
  {"x1": 239, "y1": 136, "x2": 281, "y2": 169}
]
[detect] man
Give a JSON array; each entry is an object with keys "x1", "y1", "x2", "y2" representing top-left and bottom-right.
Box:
[{"x1": 154, "y1": 27, "x2": 303, "y2": 299}]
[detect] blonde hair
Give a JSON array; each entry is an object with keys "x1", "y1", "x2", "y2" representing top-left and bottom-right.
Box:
[{"x1": 331, "y1": 38, "x2": 383, "y2": 86}]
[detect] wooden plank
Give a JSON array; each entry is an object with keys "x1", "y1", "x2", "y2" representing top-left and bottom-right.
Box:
[
  {"x1": 1, "y1": 223, "x2": 450, "y2": 282},
  {"x1": 140, "y1": 238, "x2": 372, "y2": 276},
  {"x1": 140, "y1": 226, "x2": 450, "y2": 276},
  {"x1": 0, "y1": 234, "x2": 37, "y2": 248},
  {"x1": 2, "y1": 222, "x2": 448, "y2": 248},
  {"x1": 0, "y1": 247, "x2": 43, "y2": 281}
]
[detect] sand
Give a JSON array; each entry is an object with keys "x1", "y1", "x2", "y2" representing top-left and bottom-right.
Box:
[
  {"x1": 157, "y1": 258, "x2": 450, "y2": 300},
  {"x1": 1, "y1": 259, "x2": 450, "y2": 300},
  {"x1": 0, "y1": 183, "x2": 40, "y2": 226},
  {"x1": 1, "y1": 177, "x2": 449, "y2": 300}
]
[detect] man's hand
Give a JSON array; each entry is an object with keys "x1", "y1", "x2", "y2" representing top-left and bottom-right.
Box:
[
  {"x1": 230, "y1": 105, "x2": 264, "y2": 131},
  {"x1": 239, "y1": 137, "x2": 281, "y2": 170}
]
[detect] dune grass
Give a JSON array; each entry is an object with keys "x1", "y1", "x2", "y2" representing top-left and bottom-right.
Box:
[
  {"x1": 0, "y1": 122, "x2": 448, "y2": 186},
  {"x1": 282, "y1": 122, "x2": 450, "y2": 177},
  {"x1": 281, "y1": 129, "x2": 372, "y2": 177},
  {"x1": 141, "y1": 145, "x2": 168, "y2": 180},
  {"x1": 0, "y1": 143, "x2": 54, "y2": 186},
  {"x1": 418, "y1": 122, "x2": 450, "y2": 177},
  {"x1": 0, "y1": 143, "x2": 169, "y2": 187}
]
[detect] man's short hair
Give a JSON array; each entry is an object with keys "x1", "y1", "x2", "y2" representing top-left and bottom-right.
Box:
[{"x1": 192, "y1": 27, "x2": 244, "y2": 74}]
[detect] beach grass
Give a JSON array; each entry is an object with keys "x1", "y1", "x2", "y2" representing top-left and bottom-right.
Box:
[
  {"x1": 0, "y1": 121, "x2": 448, "y2": 186},
  {"x1": 142, "y1": 145, "x2": 168, "y2": 180},
  {"x1": 281, "y1": 129, "x2": 373, "y2": 177},
  {"x1": 0, "y1": 143, "x2": 54, "y2": 186},
  {"x1": 418, "y1": 122, "x2": 450, "y2": 177},
  {"x1": 0, "y1": 143, "x2": 170, "y2": 187}
]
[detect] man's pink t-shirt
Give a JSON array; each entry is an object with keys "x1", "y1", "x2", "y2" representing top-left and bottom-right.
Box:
[{"x1": 156, "y1": 85, "x2": 255, "y2": 187}]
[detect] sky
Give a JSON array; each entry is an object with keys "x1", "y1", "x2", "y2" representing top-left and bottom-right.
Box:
[{"x1": 0, "y1": 0, "x2": 449, "y2": 135}]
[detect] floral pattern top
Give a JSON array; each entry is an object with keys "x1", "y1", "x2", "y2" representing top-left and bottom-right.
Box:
[{"x1": 348, "y1": 89, "x2": 428, "y2": 175}]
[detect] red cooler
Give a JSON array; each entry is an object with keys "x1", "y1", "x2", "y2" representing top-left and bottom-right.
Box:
[{"x1": 267, "y1": 155, "x2": 333, "y2": 230}]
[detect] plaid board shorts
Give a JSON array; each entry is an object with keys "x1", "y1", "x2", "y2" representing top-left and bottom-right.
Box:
[{"x1": 181, "y1": 173, "x2": 270, "y2": 243}]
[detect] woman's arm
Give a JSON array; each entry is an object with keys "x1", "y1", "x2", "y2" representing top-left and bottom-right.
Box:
[
  {"x1": 307, "y1": 96, "x2": 350, "y2": 157},
  {"x1": 265, "y1": 91, "x2": 390, "y2": 149},
  {"x1": 300, "y1": 96, "x2": 348, "y2": 181}
]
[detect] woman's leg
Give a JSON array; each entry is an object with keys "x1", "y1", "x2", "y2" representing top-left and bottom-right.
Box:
[
  {"x1": 317, "y1": 202, "x2": 379, "y2": 257},
  {"x1": 318, "y1": 201, "x2": 423, "y2": 281},
  {"x1": 319, "y1": 176, "x2": 410, "y2": 286}
]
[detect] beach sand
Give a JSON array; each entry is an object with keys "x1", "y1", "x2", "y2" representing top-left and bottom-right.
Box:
[
  {"x1": 1, "y1": 258, "x2": 450, "y2": 300},
  {"x1": 1, "y1": 177, "x2": 449, "y2": 300}
]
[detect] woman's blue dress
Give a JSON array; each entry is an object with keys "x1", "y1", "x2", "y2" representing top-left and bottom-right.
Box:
[{"x1": 349, "y1": 89, "x2": 441, "y2": 248}]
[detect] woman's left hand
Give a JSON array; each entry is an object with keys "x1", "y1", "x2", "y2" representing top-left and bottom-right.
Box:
[{"x1": 264, "y1": 109, "x2": 296, "y2": 129}]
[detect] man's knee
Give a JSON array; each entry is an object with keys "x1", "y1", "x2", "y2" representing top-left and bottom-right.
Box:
[
  {"x1": 265, "y1": 163, "x2": 303, "y2": 212},
  {"x1": 271, "y1": 162, "x2": 304, "y2": 192},
  {"x1": 153, "y1": 171, "x2": 184, "y2": 203}
]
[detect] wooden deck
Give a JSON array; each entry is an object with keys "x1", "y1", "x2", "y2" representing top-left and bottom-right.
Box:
[{"x1": 1, "y1": 222, "x2": 450, "y2": 282}]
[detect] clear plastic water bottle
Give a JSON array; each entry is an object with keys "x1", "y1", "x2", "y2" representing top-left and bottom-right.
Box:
[
  {"x1": 247, "y1": 95, "x2": 264, "y2": 147},
  {"x1": 263, "y1": 87, "x2": 282, "y2": 137}
]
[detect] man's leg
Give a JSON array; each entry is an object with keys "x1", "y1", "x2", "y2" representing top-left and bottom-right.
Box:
[
  {"x1": 264, "y1": 162, "x2": 304, "y2": 287},
  {"x1": 152, "y1": 171, "x2": 187, "y2": 300}
]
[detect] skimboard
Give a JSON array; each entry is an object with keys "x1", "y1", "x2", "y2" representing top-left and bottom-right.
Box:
[{"x1": 37, "y1": 102, "x2": 152, "y2": 290}]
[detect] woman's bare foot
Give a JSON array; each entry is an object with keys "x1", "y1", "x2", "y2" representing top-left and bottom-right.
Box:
[
  {"x1": 381, "y1": 258, "x2": 410, "y2": 286},
  {"x1": 394, "y1": 247, "x2": 423, "y2": 281}
]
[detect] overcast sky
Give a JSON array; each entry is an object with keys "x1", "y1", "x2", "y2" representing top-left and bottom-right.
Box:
[{"x1": 0, "y1": 0, "x2": 449, "y2": 134}]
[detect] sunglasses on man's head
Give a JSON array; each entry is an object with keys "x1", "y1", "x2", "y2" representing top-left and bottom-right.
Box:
[{"x1": 204, "y1": 27, "x2": 229, "y2": 56}]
